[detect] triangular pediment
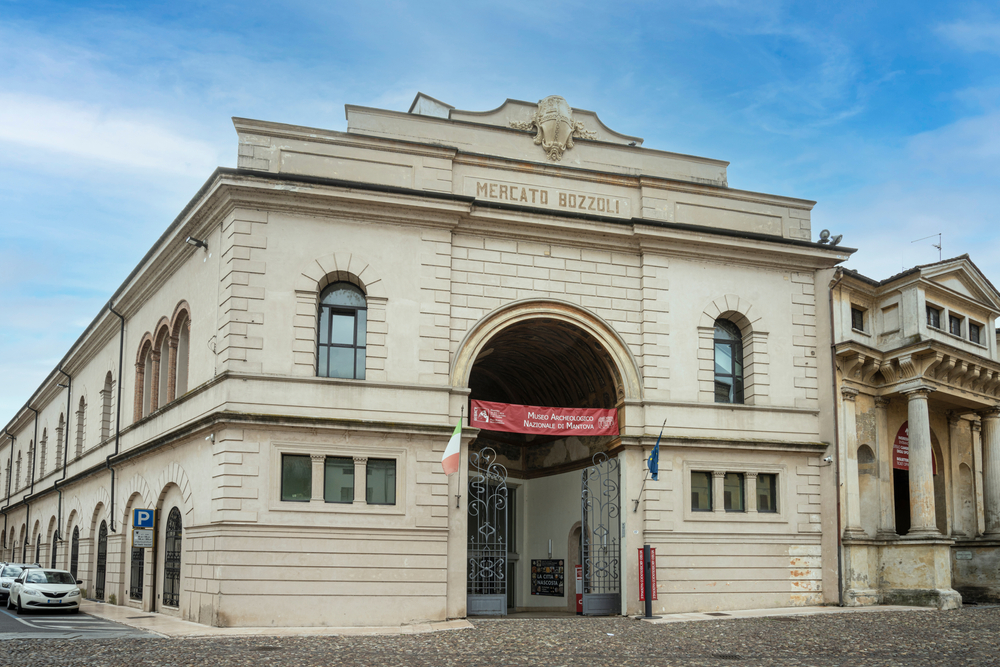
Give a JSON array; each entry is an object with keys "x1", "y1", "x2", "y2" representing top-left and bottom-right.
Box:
[{"x1": 922, "y1": 258, "x2": 1000, "y2": 311}]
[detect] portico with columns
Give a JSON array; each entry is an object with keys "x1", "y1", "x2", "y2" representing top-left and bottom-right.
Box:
[{"x1": 833, "y1": 256, "x2": 1000, "y2": 609}]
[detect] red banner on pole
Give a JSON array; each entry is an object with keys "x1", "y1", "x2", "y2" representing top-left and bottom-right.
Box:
[
  {"x1": 638, "y1": 547, "x2": 658, "y2": 601},
  {"x1": 470, "y1": 400, "x2": 619, "y2": 436}
]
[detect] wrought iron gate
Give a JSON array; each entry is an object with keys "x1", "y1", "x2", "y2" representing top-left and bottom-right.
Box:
[
  {"x1": 95, "y1": 521, "x2": 107, "y2": 600},
  {"x1": 467, "y1": 447, "x2": 508, "y2": 616},
  {"x1": 581, "y1": 452, "x2": 621, "y2": 615}
]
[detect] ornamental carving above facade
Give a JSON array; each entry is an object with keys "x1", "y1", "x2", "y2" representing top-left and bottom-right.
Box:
[{"x1": 510, "y1": 95, "x2": 597, "y2": 161}]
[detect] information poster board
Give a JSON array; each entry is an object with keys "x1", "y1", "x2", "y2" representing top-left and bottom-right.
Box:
[{"x1": 530, "y1": 559, "x2": 565, "y2": 596}]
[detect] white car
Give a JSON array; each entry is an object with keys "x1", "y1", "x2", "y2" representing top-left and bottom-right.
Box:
[
  {"x1": 0, "y1": 563, "x2": 39, "y2": 602},
  {"x1": 6, "y1": 568, "x2": 82, "y2": 614}
]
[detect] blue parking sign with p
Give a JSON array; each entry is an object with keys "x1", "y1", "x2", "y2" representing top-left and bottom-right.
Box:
[{"x1": 133, "y1": 508, "x2": 155, "y2": 528}]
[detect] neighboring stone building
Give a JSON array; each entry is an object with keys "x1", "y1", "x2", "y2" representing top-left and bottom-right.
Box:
[
  {"x1": 0, "y1": 93, "x2": 852, "y2": 626},
  {"x1": 833, "y1": 256, "x2": 1000, "y2": 608}
]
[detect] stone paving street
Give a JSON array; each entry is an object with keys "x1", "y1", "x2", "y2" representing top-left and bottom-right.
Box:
[{"x1": 3, "y1": 607, "x2": 1000, "y2": 666}]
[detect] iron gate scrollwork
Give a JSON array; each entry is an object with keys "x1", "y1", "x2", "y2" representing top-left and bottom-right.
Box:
[
  {"x1": 467, "y1": 447, "x2": 508, "y2": 616},
  {"x1": 95, "y1": 521, "x2": 107, "y2": 601},
  {"x1": 581, "y1": 452, "x2": 620, "y2": 615}
]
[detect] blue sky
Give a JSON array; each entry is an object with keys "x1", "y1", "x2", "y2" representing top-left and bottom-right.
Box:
[{"x1": 2, "y1": 0, "x2": 1000, "y2": 417}]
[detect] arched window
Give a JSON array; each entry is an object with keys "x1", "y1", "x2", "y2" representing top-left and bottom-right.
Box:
[
  {"x1": 714, "y1": 319, "x2": 744, "y2": 404},
  {"x1": 142, "y1": 343, "x2": 154, "y2": 418},
  {"x1": 15, "y1": 450, "x2": 22, "y2": 490},
  {"x1": 76, "y1": 396, "x2": 87, "y2": 458},
  {"x1": 39, "y1": 428, "x2": 48, "y2": 477},
  {"x1": 157, "y1": 333, "x2": 169, "y2": 410},
  {"x1": 35, "y1": 533, "x2": 41, "y2": 564},
  {"x1": 317, "y1": 282, "x2": 367, "y2": 380},
  {"x1": 164, "y1": 507, "x2": 182, "y2": 607},
  {"x1": 173, "y1": 311, "x2": 191, "y2": 398},
  {"x1": 101, "y1": 372, "x2": 114, "y2": 442},
  {"x1": 70, "y1": 527, "x2": 80, "y2": 578},
  {"x1": 96, "y1": 520, "x2": 108, "y2": 600},
  {"x1": 55, "y1": 414, "x2": 64, "y2": 471},
  {"x1": 51, "y1": 532, "x2": 58, "y2": 568}
]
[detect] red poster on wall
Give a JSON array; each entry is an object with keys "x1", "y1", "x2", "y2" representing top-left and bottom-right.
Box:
[
  {"x1": 470, "y1": 400, "x2": 619, "y2": 436},
  {"x1": 892, "y1": 421, "x2": 936, "y2": 474}
]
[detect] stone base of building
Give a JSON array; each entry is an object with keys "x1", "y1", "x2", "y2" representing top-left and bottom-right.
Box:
[
  {"x1": 842, "y1": 587, "x2": 880, "y2": 606},
  {"x1": 881, "y1": 588, "x2": 962, "y2": 610}
]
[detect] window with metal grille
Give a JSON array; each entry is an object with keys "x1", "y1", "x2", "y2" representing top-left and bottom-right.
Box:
[
  {"x1": 130, "y1": 546, "x2": 144, "y2": 600},
  {"x1": 35, "y1": 534, "x2": 40, "y2": 564},
  {"x1": 317, "y1": 282, "x2": 367, "y2": 379},
  {"x1": 949, "y1": 314, "x2": 962, "y2": 337},
  {"x1": 50, "y1": 534, "x2": 57, "y2": 568},
  {"x1": 713, "y1": 319, "x2": 744, "y2": 404},
  {"x1": 70, "y1": 527, "x2": 80, "y2": 578},
  {"x1": 851, "y1": 307, "x2": 865, "y2": 332},
  {"x1": 927, "y1": 305, "x2": 941, "y2": 329},
  {"x1": 163, "y1": 507, "x2": 182, "y2": 607},
  {"x1": 96, "y1": 521, "x2": 107, "y2": 600}
]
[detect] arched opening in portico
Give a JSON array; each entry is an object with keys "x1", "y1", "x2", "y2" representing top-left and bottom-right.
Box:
[{"x1": 454, "y1": 300, "x2": 640, "y2": 616}]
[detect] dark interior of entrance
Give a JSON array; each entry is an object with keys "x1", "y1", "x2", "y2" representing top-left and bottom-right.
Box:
[{"x1": 468, "y1": 319, "x2": 623, "y2": 478}]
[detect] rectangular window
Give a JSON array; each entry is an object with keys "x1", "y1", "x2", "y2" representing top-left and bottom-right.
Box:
[
  {"x1": 724, "y1": 473, "x2": 744, "y2": 512},
  {"x1": 757, "y1": 474, "x2": 778, "y2": 513},
  {"x1": 949, "y1": 314, "x2": 962, "y2": 337},
  {"x1": 850, "y1": 307, "x2": 865, "y2": 332},
  {"x1": 927, "y1": 306, "x2": 941, "y2": 329},
  {"x1": 281, "y1": 454, "x2": 312, "y2": 502},
  {"x1": 691, "y1": 471, "x2": 712, "y2": 511},
  {"x1": 324, "y1": 457, "x2": 355, "y2": 503},
  {"x1": 366, "y1": 459, "x2": 396, "y2": 505},
  {"x1": 970, "y1": 323, "x2": 981, "y2": 344}
]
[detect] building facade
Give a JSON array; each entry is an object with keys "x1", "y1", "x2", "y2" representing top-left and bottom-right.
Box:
[
  {"x1": 0, "y1": 94, "x2": 852, "y2": 626},
  {"x1": 833, "y1": 257, "x2": 1000, "y2": 609}
]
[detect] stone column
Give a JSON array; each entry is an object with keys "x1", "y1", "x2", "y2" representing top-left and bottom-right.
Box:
[
  {"x1": 948, "y1": 412, "x2": 962, "y2": 537},
  {"x1": 841, "y1": 388, "x2": 865, "y2": 538},
  {"x1": 874, "y1": 397, "x2": 897, "y2": 539},
  {"x1": 745, "y1": 472, "x2": 758, "y2": 514},
  {"x1": 712, "y1": 471, "x2": 726, "y2": 514},
  {"x1": 310, "y1": 454, "x2": 325, "y2": 502},
  {"x1": 904, "y1": 387, "x2": 939, "y2": 537},
  {"x1": 133, "y1": 363, "x2": 144, "y2": 422},
  {"x1": 149, "y1": 350, "x2": 161, "y2": 413},
  {"x1": 973, "y1": 420, "x2": 985, "y2": 536},
  {"x1": 980, "y1": 407, "x2": 1000, "y2": 537},
  {"x1": 166, "y1": 336, "x2": 178, "y2": 403},
  {"x1": 353, "y1": 456, "x2": 368, "y2": 505}
]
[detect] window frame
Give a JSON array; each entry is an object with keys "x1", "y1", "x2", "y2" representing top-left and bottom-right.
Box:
[
  {"x1": 713, "y1": 319, "x2": 745, "y2": 405},
  {"x1": 926, "y1": 304, "x2": 942, "y2": 329},
  {"x1": 970, "y1": 321, "x2": 982, "y2": 345},
  {"x1": 850, "y1": 306, "x2": 866, "y2": 332},
  {"x1": 756, "y1": 473, "x2": 778, "y2": 513},
  {"x1": 280, "y1": 453, "x2": 312, "y2": 503},
  {"x1": 316, "y1": 282, "x2": 368, "y2": 380},
  {"x1": 723, "y1": 472, "x2": 745, "y2": 512},
  {"x1": 948, "y1": 313, "x2": 963, "y2": 337},
  {"x1": 323, "y1": 456, "x2": 355, "y2": 504},
  {"x1": 682, "y1": 461, "x2": 789, "y2": 524},
  {"x1": 690, "y1": 471, "x2": 713, "y2": 512}
]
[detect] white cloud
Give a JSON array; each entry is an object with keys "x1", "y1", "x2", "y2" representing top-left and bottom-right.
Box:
[
  {"x1": 0, "y1": 93, "x2": 222, "y2": 176},
  {"x1": 937, "y1": 20, "x2": 1000, "y2": 55}
]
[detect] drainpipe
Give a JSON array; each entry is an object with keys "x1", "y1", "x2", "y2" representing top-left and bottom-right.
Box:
[
  {"x1": 108, "y1": 300, "x2": 126, "y2": 533},
  {"x1": 2, "y1": 428, "x2": 14, "y2": 557},
  {"x1": 56, "y1": 367, "x2": 72, "y2": 547},
  {"x1": 24, "y1": 406, "x2": 39, "y2": 563},
  {"x1": 828, "y1": 269, "x2": 845, "y2": 606}
]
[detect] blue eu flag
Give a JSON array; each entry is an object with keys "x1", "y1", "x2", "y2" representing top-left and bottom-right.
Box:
[{"x1": 648, "y1": 420, "x2": 665, "y2": 481}]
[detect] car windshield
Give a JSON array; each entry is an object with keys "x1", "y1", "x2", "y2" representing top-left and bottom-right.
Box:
[
  {"x1": 2, "y1": 566, "x2": 22, "y2": 577},
  {"x1": 25, "y1": 571, "x2": 76, "y2": 585}
]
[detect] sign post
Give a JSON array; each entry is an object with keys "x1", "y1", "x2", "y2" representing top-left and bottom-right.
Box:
[
  {"x1": 637, "y1": 545, "x2": 660, "y2": 619},
  {"x1": 132, "y1": 508, "x2": 156, "y2": 549},
  {"x1": 575, "y1": 565, "x2": 583, "y2": 614}
]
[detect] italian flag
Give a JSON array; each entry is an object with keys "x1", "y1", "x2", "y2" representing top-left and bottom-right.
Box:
[{"x1": 442, "y1": 422, "x2": 462, "y2": 476}]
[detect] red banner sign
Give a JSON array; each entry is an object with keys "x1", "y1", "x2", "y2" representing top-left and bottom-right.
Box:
[
  {"x1": 638, "y1": 548, "x2": 658, "y2": 601},
  {"x1": 470, "y1": 400, "x2": 619, "y2": 436},
  {"x1": 893, "y1": 421, "x2": 936, "y2": 474}
]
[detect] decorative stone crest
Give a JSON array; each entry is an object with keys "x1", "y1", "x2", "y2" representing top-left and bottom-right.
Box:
[{"x1": 510, "y1": 95, "x2": 597, "y2": 161}]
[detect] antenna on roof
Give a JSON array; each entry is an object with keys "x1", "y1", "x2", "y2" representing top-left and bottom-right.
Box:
[{"x1": 911, "y1": 233, "x2": 942, "y2": 261}]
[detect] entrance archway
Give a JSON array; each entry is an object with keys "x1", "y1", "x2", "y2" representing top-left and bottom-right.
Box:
[
  {"x1": 455, "y1": 301, "x2": 639, "y2": 616},
  {"x1": 892, "y1": 424, "x2": 946, "y2": 535}
]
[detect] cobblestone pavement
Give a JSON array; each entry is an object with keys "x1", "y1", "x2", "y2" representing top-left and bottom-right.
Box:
[{"x1": 2, "y1": 607, "x2": 999, "y2": 666}]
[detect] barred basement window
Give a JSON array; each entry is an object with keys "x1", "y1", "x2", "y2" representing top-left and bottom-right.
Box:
[
  {"x1": 691, "y1": 471, "x2": 712, "y2": 511},
  {"x1": 281, "y1": 454, "x2": 311, "y2": 502},
  {"x1": 324, "y1": 456, "x2": 355, "y2": 503},
  {"x1": 724, "y1": 473, "x2": 744, "y2": 512},
  {"x1": 317, "y1": 282, "x2": 367, "y2": 380},
  {"x1": 757, "y1": 474, "x2": 778, "y2": 513},
  {"x1": 366, "y1": 459, "x2": 396, "y2": 505}
]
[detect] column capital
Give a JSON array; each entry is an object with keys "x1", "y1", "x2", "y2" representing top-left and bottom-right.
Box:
[
  {"x1": 874, "y1": 396, "x2": 891, "y2": 409},
  {"x1": 744, "y1": 471, "x2": 759, "y2": 480},
  {"x1": 948, "y1": 411, "x2": 963, "y2": 427},
  {"x1": 902, "y1": 386, "x2": 934, "y2": 399},
  {"x1": 353, "y1": 456, "x2": 368, "y2": 463},
  {"x1": 841, "y1": 387, "x2": 859, "y2": 401},
  {"x1": 711, "y1": 470, "x2": 726, "y2": 479},
  {"x1": 309, "y1": 454, "x2": 325, "y2": 463},
  {"x1": 973, "y1": 420, "x2": 982, "y2": 433},
  {"x1": 978, "y1": 406, "x2": 1000, "y2": 420}
]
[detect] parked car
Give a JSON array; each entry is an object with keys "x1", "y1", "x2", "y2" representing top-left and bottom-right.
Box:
[
  {"x1": 6, "y1": 568, "x2": 82, "y2": 614},
  {"x1": 0, "y1": 564, "x2": 39, "y2": 602}
]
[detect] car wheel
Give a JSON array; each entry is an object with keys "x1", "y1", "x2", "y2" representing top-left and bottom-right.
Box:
[
  {"x1": 4, "y1": 597, "x2": 10, "y2": 611},
  {"x1": 14, "y1": 596, "x2": 23, "y2": 615},
  {"x1": 68, "y1": 607, "x2": 80, "y2": 615}
]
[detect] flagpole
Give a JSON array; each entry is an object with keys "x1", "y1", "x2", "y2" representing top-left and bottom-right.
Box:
[{"x1": 633, "y1": 418, "x2": 666, "y2": 513}]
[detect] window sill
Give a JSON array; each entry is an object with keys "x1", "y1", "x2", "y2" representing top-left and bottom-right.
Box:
[
  {"x1": 850, "y1": 327, "x2": 871, "y2": 338},
  {"x1": 271, "y1": 498, "x2": 404, "y2": 516}
]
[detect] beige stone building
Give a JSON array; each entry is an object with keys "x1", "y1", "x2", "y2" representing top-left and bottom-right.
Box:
[
  {"x1": 833, "y1": 257, "x2": 1000, "y2": 609},
  {"x1": 0, "y1": 93, "x2": 853, "y2": 626}
]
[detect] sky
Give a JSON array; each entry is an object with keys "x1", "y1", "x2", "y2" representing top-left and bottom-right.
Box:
[{"x1": 2, "y1": 0, "x2": 1000, "y2": 417}]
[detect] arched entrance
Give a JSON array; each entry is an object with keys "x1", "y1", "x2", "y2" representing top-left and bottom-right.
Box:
[
  {"x1": 892, "y1": 423, "x2": 946, "y2": 535},
  {"x1": 95, "y1": 521, "x2": 108, "y2": 600},
  {"x1": 162, "y1": 507, "x2": 182, "y2": 608},
  {"x1": 454, "y1": 301, "x2": 640, "y2": 617}
]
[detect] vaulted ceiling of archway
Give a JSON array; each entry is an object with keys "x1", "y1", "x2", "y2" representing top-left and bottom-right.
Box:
[{"x1": 468, "y1": 319, "x2": 620, "y2": 411}]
